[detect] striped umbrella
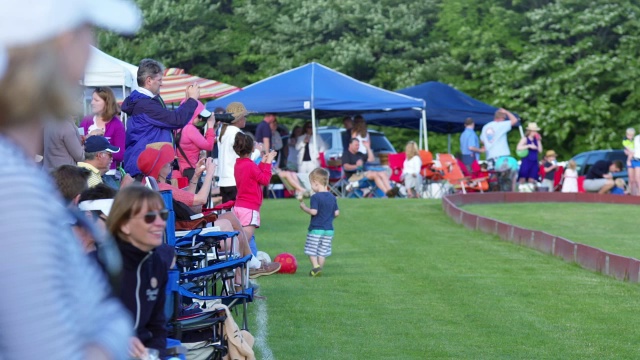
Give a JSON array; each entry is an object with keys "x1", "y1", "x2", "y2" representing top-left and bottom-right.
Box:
[{"x1": 160, "y1": 68, "x2": 240, "y2": 103}]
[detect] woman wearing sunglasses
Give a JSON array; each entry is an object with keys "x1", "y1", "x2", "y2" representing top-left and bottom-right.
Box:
[{"x1": 106, "y1": 185, "x2": 171, "y2": 360}]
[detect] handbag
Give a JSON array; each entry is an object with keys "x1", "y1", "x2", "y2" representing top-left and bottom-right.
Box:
[
  {"x1": 174, "y1": 129, "x2": 197, "y2": 176},
  {"x1": 516, "y1": 148, "x2": 529, "y2": 158},
  {"x1": 173, "y1": 199, "x2": 219, "y2": 230}
]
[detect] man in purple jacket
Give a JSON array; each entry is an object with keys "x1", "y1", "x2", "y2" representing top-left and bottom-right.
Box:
[{"x1": 122, "y1": 59, "x2": 201, "y2": 176}]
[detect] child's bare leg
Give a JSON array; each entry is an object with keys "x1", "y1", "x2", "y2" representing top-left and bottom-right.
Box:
[
  {"x1": 317, "y1": 256, "x2": 326, "y2": 268},
  {"x1": 309, "y1": 256, "x2": 319, "y2": 269},
  {"x1": 242, "y1": 225, "x2": 255, "y2": 250},
  {"x1": 218, "y1": 212, "x2": 251, "y2": 256}
]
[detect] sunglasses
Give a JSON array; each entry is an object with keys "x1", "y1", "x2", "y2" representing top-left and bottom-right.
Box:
[
  {"x1": 101, "y1": 151, "x2": 113, "y2": 158},
  {"x1": 141, "y1": 209, "x2": 169, "y2": 224}
]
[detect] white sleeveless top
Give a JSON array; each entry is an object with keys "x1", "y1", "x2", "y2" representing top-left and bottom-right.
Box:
[
  {"x1": 355, "y1": 133, "x2": 370, "y2": 154},
  {"x1": 633, "y1": 135, "x2": 640, "y2": 159}
]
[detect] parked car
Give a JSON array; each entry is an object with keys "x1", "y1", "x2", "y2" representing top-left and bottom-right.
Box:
[
  {"x1": 282, "y1": 126, "x2": 396, "y2": 165},
  {"x1": 243, "y1": 122, "x2": 290, "y2": 140},
  {"x1": 570, "y1": 150, "x2": 628, "y2": 182}
]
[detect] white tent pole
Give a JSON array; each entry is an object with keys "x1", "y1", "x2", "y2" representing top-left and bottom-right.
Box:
[
  {"x1": 122, "y1": 83, "x2": 128, "y2": 128},
  {"x1": 422, "y1": 109, "x2": 428, "y2": 151},
  {"x1": 311, "y1": 108, "x2": 318, "y2": 155},
  {"x1": 310, "y1": 63, "x2": 318, "y2": 156},
  {"x1": 518, "y1": 125, "x2": 525, "y2": 138},
  {"x1": 419, "y1": 114, "x2": 423, "y2": 150}
]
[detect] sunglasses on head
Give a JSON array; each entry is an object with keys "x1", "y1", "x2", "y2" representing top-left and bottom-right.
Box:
[{"x1": 142, "y1": 209, "x2": 169, "y2": 224}]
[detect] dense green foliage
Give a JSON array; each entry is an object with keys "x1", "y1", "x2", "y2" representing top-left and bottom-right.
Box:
[{"x1": 99, "y1": 0, "x2": 640, "y2": 157}]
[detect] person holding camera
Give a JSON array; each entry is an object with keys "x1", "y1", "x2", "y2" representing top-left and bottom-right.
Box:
[
  {"x1": 176, "y1": 101, "x2": 216, "y2": 181},
  {"x1": 0, "y1": 0, "x2": 141, "y2": 358},
  {"x1": 122, "y1": 58, "x2": 202, "y2": 178}
]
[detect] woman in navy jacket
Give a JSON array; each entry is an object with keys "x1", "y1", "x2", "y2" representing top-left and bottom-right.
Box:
[{"x1": 107, "y1": 185, "x2": 173, "y2": 359}]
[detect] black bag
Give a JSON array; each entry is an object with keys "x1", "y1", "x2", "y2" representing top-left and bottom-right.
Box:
[
  {"x1": 182, "y1": 167, "x2": 196, "y2": 182},
  {"x1": 172, "y1": 199, "x2": 196, "y2": 222}
]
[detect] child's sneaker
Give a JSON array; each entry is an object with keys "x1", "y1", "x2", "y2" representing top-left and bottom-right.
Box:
[{"x1": 309, "y1": 267, "x2": 322, "y2": 277}]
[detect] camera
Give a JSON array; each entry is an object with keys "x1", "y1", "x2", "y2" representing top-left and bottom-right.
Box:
[{"x1": 215, "y1": 113, "x2": 235, "y2": 123}]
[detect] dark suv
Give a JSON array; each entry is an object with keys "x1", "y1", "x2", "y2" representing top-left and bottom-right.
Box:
[{"x1": 570, "y1": 150, "x2": 627, "y2": 181}]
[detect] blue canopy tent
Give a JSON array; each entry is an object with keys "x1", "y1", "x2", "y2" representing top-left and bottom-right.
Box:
[
  {"x1": 206, "y1": 62, "x2": 427, "y2": 149},
  {"x1": 365, "y1": 82, "x2": 520, "y2": 150}
]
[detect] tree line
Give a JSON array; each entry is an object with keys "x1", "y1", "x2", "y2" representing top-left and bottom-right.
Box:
[{"x1": 98, "y1": 0, "x2": 640, "y2": 158}]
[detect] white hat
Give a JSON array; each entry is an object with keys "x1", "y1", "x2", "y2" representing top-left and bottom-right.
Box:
[
  {"x1": 78, "y1": 199, "x2": 114, "y2": 216},
  {"x1": 0, "y1": 0, "x2": 142, "y2": 78},
  {"x1": 200, "y1": 108, "x2": 212, "y2": 118}
]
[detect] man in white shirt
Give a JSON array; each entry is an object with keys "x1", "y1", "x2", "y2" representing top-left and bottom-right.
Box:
[{"x1": 480, "y1": 108, "x2": 519, "y2": 161}]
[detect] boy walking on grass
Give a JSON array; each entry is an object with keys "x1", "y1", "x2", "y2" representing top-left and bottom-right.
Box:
[{"x1": 299, "y1": 168, "x2": 339, "y2": 277}]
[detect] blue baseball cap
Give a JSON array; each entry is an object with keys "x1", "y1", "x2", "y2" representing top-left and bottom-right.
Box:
[{"x1": 85, "y1": 136, "x2": 120, "y2": 153}]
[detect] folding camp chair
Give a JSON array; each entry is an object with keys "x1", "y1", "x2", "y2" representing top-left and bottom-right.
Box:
[
  {"x1": 418, "y1": 150, "x2": 447, "y2": 198},
  {"x1": 388, "y1": 152, "x2": 407, "y2": 198},
  {"x1": 438, "y1": 153, "x2": 481, "y2": 194},
  {"x1": 551, "y1": 165, "x2": 564, "y2": 191},
  {"x1": 344, "y1": 167, "x2": 387, "y2": 198},
  {"x1": 456, "y1": 159, "x2": 488, "y2": 193},
  {"x1": 319, "y1": 152, "x2": 347, "y2": 197},
  {"x1": 388, "y1": 152, "x2": 406, "y2": 184},
  {"x1": 161, "y1": 191, "x2": 252, "y2": 360}
]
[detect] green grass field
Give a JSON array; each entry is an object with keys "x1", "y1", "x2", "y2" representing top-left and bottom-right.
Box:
[
  {"x1": 463, "y1": 202, "x2": 640, "y2": 259},
  {"x1": 248, "y1": 199, "x2": 640, "y2": 359}
]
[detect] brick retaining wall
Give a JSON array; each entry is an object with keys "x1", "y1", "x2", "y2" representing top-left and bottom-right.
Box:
[{"x1": 442, "y1": 193, "x2": 640, "y2": 282}]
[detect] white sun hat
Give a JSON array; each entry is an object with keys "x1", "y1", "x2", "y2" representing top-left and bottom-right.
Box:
[
  {"x1": 0, "y1": 0, "x2": 142, "y2": 79},
  {"x1": 78, "y1": 199, "x2": 114, "y2": 216}
]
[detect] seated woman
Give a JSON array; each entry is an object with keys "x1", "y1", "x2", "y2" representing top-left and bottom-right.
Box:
[
  {"x1": 286, "y1": 125, "x2": 302, "y2": 171},
  {"x1": 276, "y1": 168, "x2": 309, "y2": 200},
  {"x1": 137, "y1": 143, "x2": 254, "y2": 260},
  {"x1": 106, "y1": 185, "x2": 172, "y2": 359},
  {"x1": 253, "y1": 141, "x2": 309, "y2": 200}
]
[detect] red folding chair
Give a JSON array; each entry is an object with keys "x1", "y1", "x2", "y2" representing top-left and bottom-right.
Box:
[
  {"x1": 577, "y1": 176, "x2": 586, "y2": 193},
  {"x1": 319, "y1": 152, "x2": 346, "y2": 197},
  {"x1": 388, "y1": 152, "x2": 406, "y2": 183},
  {"x1": 553, "y1": 166, "x2": 564, "y2": 191}
]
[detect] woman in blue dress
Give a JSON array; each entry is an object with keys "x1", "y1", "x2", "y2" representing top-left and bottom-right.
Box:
[{"x1": 517, "y1": 123, "x2": 543, "y2": 185}]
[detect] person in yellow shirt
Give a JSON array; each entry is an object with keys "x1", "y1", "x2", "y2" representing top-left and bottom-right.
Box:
[{"x1": 78, "y1": 136, "x2": 119, "y2": 188}]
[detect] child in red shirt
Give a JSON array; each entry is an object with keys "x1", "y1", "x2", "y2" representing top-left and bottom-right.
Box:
[{"x1": 232, "y1": 132, "x2": 277, "y2": 248}]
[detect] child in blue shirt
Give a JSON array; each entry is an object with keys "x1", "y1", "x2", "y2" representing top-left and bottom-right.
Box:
[
  {"x1": 611, "y1": 178, "x2": 628, "y2": 195},
  {"x1": 299, "y1": 168, "x2": 339, "y2": 277}
]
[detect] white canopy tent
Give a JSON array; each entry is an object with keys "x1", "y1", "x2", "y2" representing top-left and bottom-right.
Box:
[
  {"x1": 83, "y1": 46, "x2": 137, "y2": 89},
  {"x1": 82, "y1": 46, "x2": 139, "y2": 119}
]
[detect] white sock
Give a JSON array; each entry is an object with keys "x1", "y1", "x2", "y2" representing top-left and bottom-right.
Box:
[{"x1": 248, "y1": 255, "x2": 262, "y2": 269}]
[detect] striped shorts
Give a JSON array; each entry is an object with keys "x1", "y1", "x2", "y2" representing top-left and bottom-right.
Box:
[{"x1": 304, "y1": 229, "x2": 334, "y2": 257}]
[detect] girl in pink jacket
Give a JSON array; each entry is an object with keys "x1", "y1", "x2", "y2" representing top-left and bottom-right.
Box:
[{"x1": 176, "y1": 101, "x2": 215, "y2": 181}]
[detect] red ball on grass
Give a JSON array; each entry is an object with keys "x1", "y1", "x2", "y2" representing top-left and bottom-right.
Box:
[{"x1": 274, "y1": 253, "x2": 298, "y2": 274}]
